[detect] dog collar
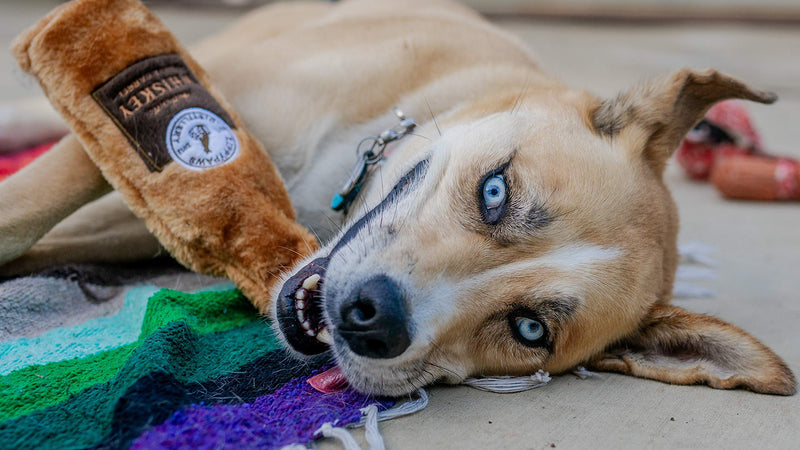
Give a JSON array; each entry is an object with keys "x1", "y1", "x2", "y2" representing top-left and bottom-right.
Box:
[{"x1": 331, "y1": 107, "x2": 417, "y2": 213}]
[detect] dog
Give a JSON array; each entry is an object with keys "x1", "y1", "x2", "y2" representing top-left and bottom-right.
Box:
[{"x1": 0, "y1": 0, "x2": 795, "y2": 396}]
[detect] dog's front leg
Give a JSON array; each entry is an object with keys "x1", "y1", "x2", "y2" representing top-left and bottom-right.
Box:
[{"x1": 0, "y1": 133, "x2": 110, "y2": 267}]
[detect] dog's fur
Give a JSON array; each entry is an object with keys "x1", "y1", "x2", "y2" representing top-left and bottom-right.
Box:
[{"x1": 1, "y1": 0, "x2": 795, "y2": 396}]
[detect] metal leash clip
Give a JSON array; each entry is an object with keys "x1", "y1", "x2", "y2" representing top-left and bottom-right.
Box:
[{"x1": 331, "y1": 107, "x2": 417, "y2": 212}]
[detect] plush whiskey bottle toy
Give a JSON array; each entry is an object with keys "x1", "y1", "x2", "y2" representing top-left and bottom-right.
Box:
[{"x1": 7, "y1": 0, "x2": 317, "y2": 311}]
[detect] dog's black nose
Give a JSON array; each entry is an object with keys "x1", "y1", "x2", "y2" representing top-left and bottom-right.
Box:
[{"x1": 337, "y1": 275, "x2": 411, "y2": 359}]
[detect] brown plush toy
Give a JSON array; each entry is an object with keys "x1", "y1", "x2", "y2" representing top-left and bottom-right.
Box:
[{"x1": 6, "y1": 0, "x2": 317, "y2": 311}]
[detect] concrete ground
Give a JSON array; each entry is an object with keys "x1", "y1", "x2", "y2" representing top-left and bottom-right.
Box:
[{"x1": 1, "y1": 1, "x2": 798, "y2": 449}]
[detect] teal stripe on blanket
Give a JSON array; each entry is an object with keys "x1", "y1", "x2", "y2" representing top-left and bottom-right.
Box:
[
  {"x1": 0, "y1": 282, "x2": 235, "y2": 376},
  {"x1": 0, "y1": 285, "x2": 155, "y2": 375}
]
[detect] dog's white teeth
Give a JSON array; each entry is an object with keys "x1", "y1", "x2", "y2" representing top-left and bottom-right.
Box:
[
  {"x1": 296, "y1": 274, "x2": 323, "y2": 339},
  {"x1": 302, "y1": 274, "x2": 321, "y2": 290},
  {"x1": 316, "y1": 327, "x2": 333, "y2": 345}
]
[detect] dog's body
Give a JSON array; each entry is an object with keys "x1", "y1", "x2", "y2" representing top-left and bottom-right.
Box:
[
  {"x1": 188, "y1": 0, "x2": 546, "y2": 242},
  {"x1": 1, "y1": 0, "x2": 795, "y2": 395}
]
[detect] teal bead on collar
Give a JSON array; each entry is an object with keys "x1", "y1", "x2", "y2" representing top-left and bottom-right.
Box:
[{"x1": 330, "y1": 107, "x2": 416, "y2": 213}]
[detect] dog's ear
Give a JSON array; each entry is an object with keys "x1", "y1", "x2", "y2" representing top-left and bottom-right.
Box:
[
  {"x1": 587, "y1": 303, "x2": 796, "y2": 395},
  {"x1": 592, "y1": 68, "x2": 776, "y2": 174}
]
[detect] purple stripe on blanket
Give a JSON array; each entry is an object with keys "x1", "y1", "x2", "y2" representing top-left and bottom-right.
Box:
[{"x1": 131, "y1": 368, "x2": 394, "y2": 449}]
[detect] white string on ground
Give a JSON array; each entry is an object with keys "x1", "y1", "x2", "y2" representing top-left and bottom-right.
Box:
[
  {"x1": 336, "y1": 388, "x2": 429, "y2": 450},
  {"x1": 316, "y1": 423, "x2": 363, "y2": 450},
  {"x1": 288, "y1": 389, "x2": 429, "y2": 450},
  {"x1": 572, "y1": 366, "x2": 604, "y2": 380},
  {"x1": 279, "y1": 445, "x2": 308, "y2": 450},
  {"x1": 354, "y1": 388, "x2": 429, "y2": 424},
  {"x1": 361, "y1": 404, "x2": 386, "y2": 450},
  {"x1": 463, "y1": 369, "x2": 551, "y2": 393}
]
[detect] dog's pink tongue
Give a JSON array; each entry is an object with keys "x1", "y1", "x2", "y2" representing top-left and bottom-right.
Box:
[{"x1": 308, "y1": 366, "x2": 349, "y2": 393}]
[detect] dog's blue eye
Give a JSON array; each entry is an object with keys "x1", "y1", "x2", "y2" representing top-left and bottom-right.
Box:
[
  {"x1": 515, "y1": 317, "x2": 544, "y2": 342},
  {"x1": 482, "y1": 174, "x2": 506, "y2": 209},
  {"x1": 479, "y1": 169, "x2": 508, "y2": 224}
]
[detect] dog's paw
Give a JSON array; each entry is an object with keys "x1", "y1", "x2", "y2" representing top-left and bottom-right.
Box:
[{"x1": 0, "y1": 98, "x2": 69, "y2": 153}]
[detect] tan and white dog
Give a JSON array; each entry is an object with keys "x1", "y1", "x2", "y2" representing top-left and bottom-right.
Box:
[{"x1": 0, "y1": 0, "x2": 795, "y2": 396}]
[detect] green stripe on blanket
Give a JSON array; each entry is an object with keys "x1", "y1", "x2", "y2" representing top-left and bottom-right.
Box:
[
  {"x1": 1, "y1": 319, "x2": 280, "y2": 449},
  {"x1": 0, "y1": 288, "x2": 271, "y2": 421}
]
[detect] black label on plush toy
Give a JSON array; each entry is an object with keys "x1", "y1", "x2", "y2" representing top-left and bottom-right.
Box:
[{"x1": 92, "y1": 54, "x2": 239, "y2": 172}]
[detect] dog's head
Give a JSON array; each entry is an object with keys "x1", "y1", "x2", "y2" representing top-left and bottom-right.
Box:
[{"x1": 273, "y1": 69, "x2": 796, "y2": 396}]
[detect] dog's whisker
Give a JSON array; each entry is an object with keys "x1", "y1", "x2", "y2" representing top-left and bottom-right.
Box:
[
  {"x1": 263, "y1": 269, "x2": 286, "y2": 285},
  {"x1": 301, "y1": 233, "x2": 316, "y2": 255},
  {"x1": 408, "y1": 132, "x2": 432, "y2": 141},
  {"x1": 358, "y1": 201, "x2": 371, "y2": 258},
  {"x1": 511, "y1": 78, "x2": 530, "y2": 116},
  {"x1": 378, "y1": 166, "x2": 385, "y2": 230},
  {"x1": 421, "y1": 361, "x2": 446, "y2": 383},
  {"x1": 425, "y1": 345, "x2": 463, "y2": 380},
  {"x1": 321, "y1": 213, "x2": 345, "y2": 240},
  {"x1": 424, "y1": 96, "x2": 442, "y2": 137},
  {"x1": 419, "y1": 367, "x2": 438, "y2": 388},
  {"x1": 302, "y1": 224, "x2": 327, "y2": 256},
  {"x1": 276, "y1": 245, "x2": 307, "y2": 260},
  {"x1": 424, "y1": 346, "x2": 461, "y2": 378}
]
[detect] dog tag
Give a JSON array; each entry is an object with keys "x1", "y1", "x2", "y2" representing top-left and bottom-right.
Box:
[
  {"x1": 331, "y1": 152, "x2": 369, "y2": 211},
  {"x1": 331, "y1": 108, "x2": 417, "y2": 212}
]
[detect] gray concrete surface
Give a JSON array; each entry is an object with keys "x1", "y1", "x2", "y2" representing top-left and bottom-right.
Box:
[{"x1": 1, "y1": 1, "x2": 798, "y2": 449}]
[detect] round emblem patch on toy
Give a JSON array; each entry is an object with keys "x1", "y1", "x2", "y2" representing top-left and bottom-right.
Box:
[{"x1": 166, "y1": 107, "x2": 239, "y2": 170}]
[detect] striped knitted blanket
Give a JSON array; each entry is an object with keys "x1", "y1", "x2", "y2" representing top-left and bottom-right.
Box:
[{"x1": 0, "y1": 274, "x2": 396, "y2": 449}]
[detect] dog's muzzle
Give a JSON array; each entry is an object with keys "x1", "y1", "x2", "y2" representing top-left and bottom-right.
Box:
[{"x1": 276, "y1": 256, "x2": 413, "y2": 360}]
